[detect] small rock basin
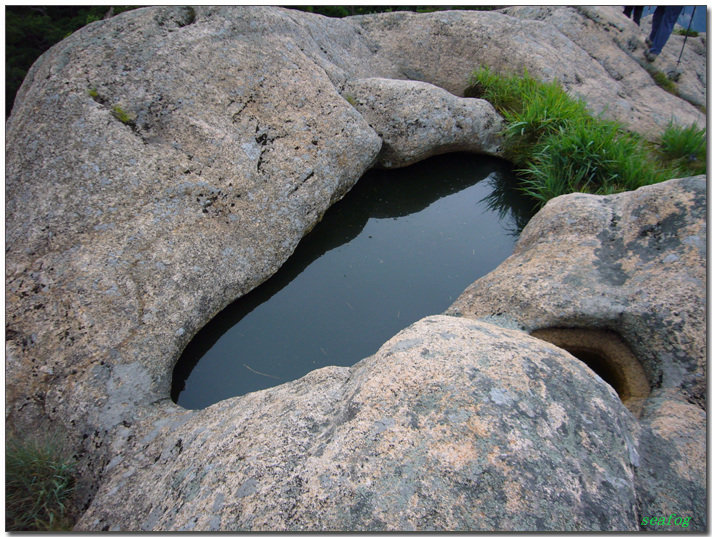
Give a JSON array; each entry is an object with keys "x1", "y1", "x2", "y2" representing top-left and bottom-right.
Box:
[{"x1": 172, "y1": 153, "x2": 536, "y2": 409}]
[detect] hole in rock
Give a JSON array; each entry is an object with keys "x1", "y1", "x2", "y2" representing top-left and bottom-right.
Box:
[
  {"x1": 172, "y1": 153, "x2": 537, "y2": 409},
  {"x1": 530, "y1": 327, "x2": 650, "y2": 417}
]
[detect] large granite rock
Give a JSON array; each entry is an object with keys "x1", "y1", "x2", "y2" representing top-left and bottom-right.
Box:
[
  {"x1": 447, "y1": 176, "x2": 707, "y2": 409},
  {"x1": 447, "y1": 176, "x2": 707, "y2": 530},
  {"x1": 5, "y1": 5, "x2": 706, "y2": 530},
  {"x1": 75, "y1": 316, "x2": 642, "y2": 531},
  {"x1": 6, "y1": 5, "x2": 385, "y2": 442},
  {"x1": 344, "y1": 77, "x2": 503, "y2": 168}
]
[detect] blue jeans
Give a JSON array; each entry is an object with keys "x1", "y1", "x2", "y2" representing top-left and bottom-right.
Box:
[
  {"x1": 648, "y1": 6, "x2": 684, "y2": 55},
  {"x1": 623, "y1": 6, "x2": 643, "y2": 25}
]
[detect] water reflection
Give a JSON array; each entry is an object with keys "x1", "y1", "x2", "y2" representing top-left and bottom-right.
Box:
[
  {"x1": 172, "y1": 153, "x2": 535, "y2": 409},
  {"x1": 481, "y1": 169, "x2": 538, "y2": 236}
]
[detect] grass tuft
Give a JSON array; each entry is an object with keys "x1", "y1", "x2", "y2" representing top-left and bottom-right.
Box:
[
  {"x1": 466, "y1": 66, "x2": 706, "y2": 206},
  {"x1": 657, "y1": 121, "x2": 707, "y2": 176},
  {"x1": 87, "y1": 86, "x2": 107, "y2": 105},
  {"x1": 343, "y1": 93, "x2": 358, "y2": 107},
  {"x1": 519, "y1": 121, "x2": 663, "y2": 203},
  {"x1": 673, "y1": 27, "x2": 698, "y2": 37},
  {"x1": 643, "y1": 63, "x2": 679, "y2": 95},
  {"x1": 6, "y1": 434, "x2": 77, "y2": 531}
]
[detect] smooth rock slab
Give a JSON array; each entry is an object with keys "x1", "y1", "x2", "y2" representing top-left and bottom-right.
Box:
[
  {"x1": 76, "y1": 316, "x2": 640, "y2": 531},
  {"x1": 344, "y1": 77, "x2": 504, "y2": 167}
]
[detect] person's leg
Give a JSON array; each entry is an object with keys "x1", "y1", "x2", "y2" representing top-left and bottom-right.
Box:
[
  {"x1": 633, "y1": 6, "x2": 643, "y2": 25},
  {"x1": 648, "y1": 6, "x2": 665, "y2": 43},
  {"x1": 650, "y1": 6, "x2": 684, "y2": 54}
]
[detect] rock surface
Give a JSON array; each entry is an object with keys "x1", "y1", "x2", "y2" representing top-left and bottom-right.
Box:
[
  {"x1": 345, "y1": 77, "x2": 504, "y2": 168},
  {"x1": 503, "y1": 6, "x2": 706, "y2": 125},
  {"x1": 353, "y1": 6, "x2": 705, "y2": 134},
  {"x1": 5, "y1": 5, "x2": 707, "y2": 531},
  {"x1": 447, "y1": 176, "x2": 707, "y2": 530},
  {"x1": 447, "y1": 176, "x2": 707, "y2": 408},
  {"x1": 75, "y1": 316, "x2": 642, "y2": 531},
  {"x1": 638, "y1": 11, "x2": 707, "y2": 108}
]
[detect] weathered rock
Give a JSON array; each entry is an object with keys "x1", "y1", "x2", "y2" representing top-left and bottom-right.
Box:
[
  {"x1": 503, "y1": 6, "x2": 706, "y2": 132},
  {"x1": 352, "y1": 6, "x2": 704, "y2": 135},
  {"x1": 344, "y1": 77, "x2": 503, "y2": 167},
  {"x1": 447, "y1": 176, "x2": 707, "y2": 408},
  {"x1": 634, "y1": 395, "x2": 706, "y2": 531},
  {"x1": 5, "y1": 5, "x2": 707, "y2": 530},
  {"x1": 5, "y1": 6, "x2": 384, "y2": 438},
  {"x1": 639, "y1": 13, "x2": 707, "y2": 108},
  {"x1": 75, "y1": 316, "x2": 642, "y2": 531},
  {"x1": 447, "y1": 176, "x2": 707, "y2": 530}
]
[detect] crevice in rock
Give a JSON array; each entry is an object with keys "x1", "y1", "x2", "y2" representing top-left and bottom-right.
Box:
[
  {"x1": 155, "y1": 6, "x2": 196, "y2": 29},
  {"x1": 530, "y1": 327, "x2": 650, "y2": 418}
]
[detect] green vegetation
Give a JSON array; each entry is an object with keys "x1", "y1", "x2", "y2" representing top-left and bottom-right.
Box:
[
  {"x1": 343, "y1": 93, "x2": 358, "y2": 107},
  {"x1": 6, "y1": 434, "x2": 77, "y2": 531},
  {"x1": 673, "y1": 27, "x2": 699, "y2": 37},
  {"x1": 658, "y1": 121, "x2": 707, "y2": 176},
  {"x1": 111, "y1": 104, "x2": 136, "y2": 127},
  {"x1": 519, "y1": 120, "x2": 662, "y2": 203},
  {"x1": 639, "y1": 61, "x2": 680, "y2": 96},
  {"x1": 87, "y1": 86, "x2": 103, "y2": 103},
  {"x1": 637, "y1": 59, "x2": 704, "y2": 116},
  {"x1": 466, "y1": 67, "x2": 590, "y2": 167},
  {"x1": 468, "y1": 66, "x2": 706, "y2": 206}
]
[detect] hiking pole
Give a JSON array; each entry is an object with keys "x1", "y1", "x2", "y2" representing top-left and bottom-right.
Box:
[
  {"x1": 676, "y1": 6, "x2": 696, "y2": 68},
  {"x1": 668, "y1": 6, "x2": 696, "y2": 82}
]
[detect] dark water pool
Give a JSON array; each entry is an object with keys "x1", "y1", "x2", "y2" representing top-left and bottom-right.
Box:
[{"x1": 172, "y1": 153, "x2": 535, "y2": 409}]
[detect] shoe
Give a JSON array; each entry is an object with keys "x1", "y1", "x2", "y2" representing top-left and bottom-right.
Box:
[{"x1": 644, "y1": 49, "x2": 658, "y2": 62}]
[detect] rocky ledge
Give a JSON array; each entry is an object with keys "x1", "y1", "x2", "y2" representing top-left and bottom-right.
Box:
[
  {"x1": 5, "y1": 5, "x2": 706, "y2": 531},
  {"x1": 76, "y1": 176, "x2": 707, "y2": 532}
]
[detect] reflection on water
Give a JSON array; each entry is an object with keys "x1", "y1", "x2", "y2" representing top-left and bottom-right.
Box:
[
  {"x1": 172, "y1": 153, "x2": 536, "y2": 409},
  {"x1": 481, "y1": 168, "x2": 537, "y2": 237}
]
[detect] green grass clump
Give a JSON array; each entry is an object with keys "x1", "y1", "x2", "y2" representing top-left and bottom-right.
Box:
[
  {"x1": 674, "y1": 27, "x2": 698, "y2": 37},
  {"x1": 467, "y1": 66, "x2": 706, "y2": 206},
  {"x1": 6, "y1": 435, "x2": 77, "y2": 531},
  {"x1": 466, "y1": 65, "x2": 544, "y2": 115},
  {"x1": 519, "y1": 120, "x2": 662, "y2": 203},
  {"x1": 87, "y1": 86, "x2": 107, "y2": 105},
  {"x1": 468, "y1": 67, "x2": 590, "y2": 167},
  {"x1": 343, "y1": 93, "x2": 358, "y2": 107},
  {"x1": 642, "y1": 63, "x2": 679, "y2": 95},
  {"x1": 657, "y1": 121, "x2": 707, "y2": 176}
]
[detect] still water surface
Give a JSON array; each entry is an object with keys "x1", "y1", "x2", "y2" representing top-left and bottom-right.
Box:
[{"x1": 172, "y1": 153, "x2": 535, "y2": 409}]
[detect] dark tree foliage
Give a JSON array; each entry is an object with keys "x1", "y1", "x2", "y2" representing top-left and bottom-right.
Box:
[{"x1": 5, "y1": 6, "x2": 138, "y2": 117}]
